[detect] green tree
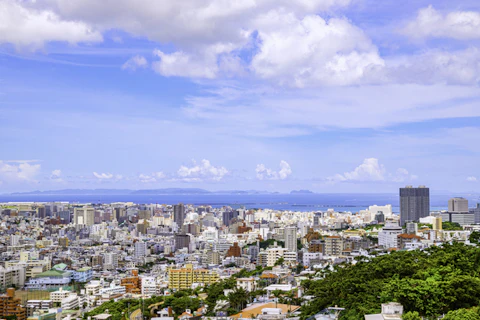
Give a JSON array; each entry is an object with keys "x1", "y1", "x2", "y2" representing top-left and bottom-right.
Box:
[
  {"x1": 470, "y1": 231, "x2": 480, "y2": 244},
  {"x1": 442, "y1": 222, "x2": 463, "y2": 230},
  {"x1": 443, "y1": 307, "x2": 480, "y2": 320},
  {"x1": 402, "y1": 311, "x2": 421, "y2": 320},
  {"x1": 274, "y1": 257, "x2": 284, "y2": 266}
]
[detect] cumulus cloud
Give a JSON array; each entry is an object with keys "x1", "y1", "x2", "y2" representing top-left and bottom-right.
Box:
[
  {"x1": 0, "y1": 0, "x2": 102, "y2": 50},
  {"x1": 139, "y1": 172, "x2": 166, "y2": 183},
  {"x1": 21, "y1": 0, "x2": 371, "y2": 85},
  {"x1": 329, "y1": 158, "x2": 416, "y2": 183},
  {"x1": 404, "y1": 6, "x2": 480, "y2": 40},
  {"x1": 251, "y1": 13, "x2": 383, "y2": 86},
  {"x1": 50, "y1": 169, "x2": 63, "y2": 182},
  {"x1": 256, "y1": 160, "x2": 292, "y2": 180},
  {"x1": 121, "y1": 55, "x2": 148, "y2": 71},
  {"x1": 177, "y1": 159, "x2": 228, "y2": 181},
  {"x1": 467, "y1": 176, "x2": 477, "y2": 182},
  {"x1": 31, "y1": 0, "x2": 351, "y2": 47},
  {"x1": 93, "y1": 172, "x2": 123, "y2": 180},
  {"x1": 0, "y1": 160, "x2": 41, "y2": 182}
]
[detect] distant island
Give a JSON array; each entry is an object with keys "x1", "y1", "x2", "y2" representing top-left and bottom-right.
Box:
[{"x1": 290, "y1": 189, "x2": 314, "y2": 194}]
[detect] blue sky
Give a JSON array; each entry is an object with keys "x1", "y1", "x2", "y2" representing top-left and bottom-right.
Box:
[{"x1": 1, "y1": 0, "x2": 480, "y2": 193}]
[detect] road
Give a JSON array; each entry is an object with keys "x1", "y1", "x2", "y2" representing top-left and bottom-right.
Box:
[{"x1": 129, "y1": 308, "x2": 143, "y2": 320}]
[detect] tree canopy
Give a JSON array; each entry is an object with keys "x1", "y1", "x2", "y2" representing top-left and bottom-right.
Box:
[{"x1": 300, "y1": 243, "x2": 480, "y2": 320}]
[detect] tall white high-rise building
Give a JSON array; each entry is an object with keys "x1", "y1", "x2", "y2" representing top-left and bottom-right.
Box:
[
  {"x1": 284, "y1": 226, "x2": 298, "y2": 253},
  {"x1": 134, "y1": 242, "x2": 148, "y2": 258}
]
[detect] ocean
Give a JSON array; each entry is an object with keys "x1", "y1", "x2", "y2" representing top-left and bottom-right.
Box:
[{"x1": 0, "y1": 193, "x2": 473, "y2": 213}]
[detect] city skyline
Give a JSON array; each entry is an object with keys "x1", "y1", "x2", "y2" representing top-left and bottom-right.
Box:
[{"x1": 2, "y1": 0, "x2": 480, "y2": 193}]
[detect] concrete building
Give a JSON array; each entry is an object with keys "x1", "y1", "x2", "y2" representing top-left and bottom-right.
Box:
[
  {"x1": 168, "y1": 264, "x2": 219, "y2": 290},
  {"x1": 236, "y1": 277, "x2": 257, "y2": 292},
  {"x1": 134, "y1": 242, "x2": 148, "y2": 259},
  {"x1": 284, "y1": 226, "x2": 297, "y2": 253},
  {"x1": 448, "y1": 197, "x2": 469, "y2": 213},
  {"x1": 173, "y1": 204, "x2": 185, "y2": 229},
  {"x1": 175, "y1": 233, "x2": 190, "y2": 251},
  {"x1": 74, "y1": 207, "x2": 95, "y2": 226},
  {"x1": 441, "y1": 212, "x2": 474, "y2": 226},
  {"x1": 0, "y1": 265, "x2": 26, "y2": 288},
  {"x1": 378, "y1": 221, "x2": 403, "y2": 249},
  {"x1": 50, "y1": 288, "x2": 71, "y2": 303},
  {"x1": 0, "y1": 288, "x2": 26, "y2": 320},
  {"x1": 266, "y1": 246, "x2": 287, "y2": 267},
  {"x1": 103, "y1": 253, "x2": 118, "y2": 269},
  {"x1": 325, "y1": 236, "x2": 344, "y2": 256},
  {"x1": 72, "y1": 267, "x2": 93, "y2": 283},
  {"x1": 400, "y1": 186, "x2": 430, "y2": 226},
  {"x1": 25, "y1": 269, "x2": 72, "y2": 290},
  {"x1": 432, "y1": 215, "x2": 442, "y2": 231}
]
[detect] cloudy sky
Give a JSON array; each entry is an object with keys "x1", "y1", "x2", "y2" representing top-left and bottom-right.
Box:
[{"x1": 1, "y1": 0, "x2": 480, "y2": 193}]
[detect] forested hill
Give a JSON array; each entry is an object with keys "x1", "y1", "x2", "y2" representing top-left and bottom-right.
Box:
[{"x1": 300, "y1": 243, "x2": 480, "y2": 319}]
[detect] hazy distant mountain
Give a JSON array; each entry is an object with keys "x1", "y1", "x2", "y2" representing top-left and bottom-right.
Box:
[
  {"x1": 11, "y1": 188, "x2": 211, "y2": 195},
  {"x1": 9, "y1": 188, "x2": 304, "y2": 196},
  {"x1": 290, "y1": 189, "x2": 314, "y2": 194},
  {"x1": 131, "y1": 188, "x2": 210, "y2": 195},
  {"x1": 11, "y1": 189, "x2": 133, "y2": 195}
]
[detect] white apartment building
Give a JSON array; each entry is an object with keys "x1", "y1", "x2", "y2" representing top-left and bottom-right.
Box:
[
  {"x1": 61, "y1": 294, "x2": 84, "y2": 310},
  {"x1": 303, "y1": 252, "x2": 322, "y2": 267},
  {"x1": 0, "y1": 265, "x2": 26, "y2": 288},
  {"x1": 141, "y1": 277, "x2": 160, "y2": 296},
  {"x1": 266, "y1": 246, "x2": 287, "y2": 267},
  {"x1": 50, "y1": 288, "x2": 72, "y2": 303},
  {"x1": 99, "y1": 282, "x2": 126, "y2": 295},
  {"x1": 236, "y1": 277, "x2": 256, "y2": 292},
  {"x1": 85, "y1": 281, "x2": 101, "y2": 296},
  {"x1": 283, "y1": 251, "x2": 297, "y2": 265},
  {"x1": 378, "y1": 220, "x2": 403, "y2": 249}
]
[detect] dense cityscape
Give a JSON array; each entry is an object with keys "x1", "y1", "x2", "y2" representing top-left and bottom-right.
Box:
[
  {"x1": 3, "y1": 0, "x2": 480, "y2": 319},
  {"x1": 0, "y1": 186, "x2": 479, "y2": 319}
]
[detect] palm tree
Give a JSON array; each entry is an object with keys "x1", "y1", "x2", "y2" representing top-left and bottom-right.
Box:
[{"x1": 272, "y1": 290, "x2": 283, "y2": 308}]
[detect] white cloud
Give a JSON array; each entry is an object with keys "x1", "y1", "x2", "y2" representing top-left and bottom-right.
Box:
[
  {"x1": 0, "y1": 0, "x2": 102, "y2": 50},
  {"x1": 177, "y1": 159, "x2": 228, "y2": 181},
  {"x1": 404, "y1": 6, "x2": 480, "y2": 40},
  {"x1": 121, "y1": 55, "x2": 148, "y2": 71},
  {"x1": 34, "y1": 0, "x2": 351, "y2": 47},
  {"x1": 23, "y1": 0, "x2": 364, "y2": 84},
  {"x1": 251, "y1": 13, "x2": 383, "y2": 86},
  {"x1": 139, "y1": 172, "x2": 165, "y2": 183},
  {"x1": 50, "y1": 169, "x2": 63, "y2": 182},
  {"x1": 389, "y1": 48, "x2": 480, "y2": 85},
  {"x1": 467, "y1": 176, "x2": 477, "y2": 182},
  {"x1": 93, "y1": 172, "x2": 123, "y2": 180},
  {"x1": 256, "y1": 160, "x2": 292, "y2": 180},
  {"x1": 153, "y1": 49, "x2": 219, "y2": 79},
  {"x1": 328, "y1": 158, "x2": 416, "y2": 183},
  {"x1": 0, "y1": 160, "x2": 41, "y2": 182}
]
